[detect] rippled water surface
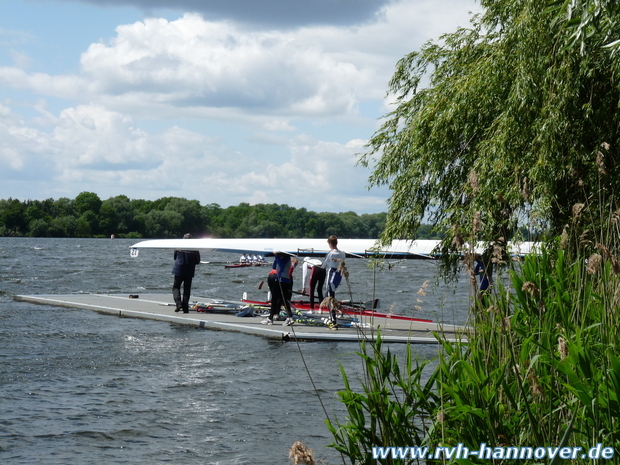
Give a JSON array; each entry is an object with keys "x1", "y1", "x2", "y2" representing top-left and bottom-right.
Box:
[{"x1": 0, "y1": 238, "x2": 470, "y2": 464}]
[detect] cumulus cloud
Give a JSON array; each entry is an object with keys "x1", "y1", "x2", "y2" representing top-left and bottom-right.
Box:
[
  {"x1": 0, "y1": 0, "x2": 476, "y2": 212},
  {"x1": 0, "y1": 108, "x2": 58, "y2": 180},
  {"x1": 1, "y1": 2, "x2": 477, "y2": 121},
  {"x1": 76, "y1": 14, "x2": 373, "y2": 118},
  {"x1": 237, "y1": 135, "x2": 382, "y2": 212},
  {"x1": 0, "y1": 102, "x2": 381, "y2": 211}
]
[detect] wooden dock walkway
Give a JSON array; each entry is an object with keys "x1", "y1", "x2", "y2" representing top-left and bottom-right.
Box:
[{"x1": 14, "y1": 293, "x2": 466, "y2": 344}]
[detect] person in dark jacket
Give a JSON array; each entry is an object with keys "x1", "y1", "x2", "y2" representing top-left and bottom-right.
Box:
[
  {"x1": 172, "y1": 233, "x2": 201, "y2": 313},
  {"x1": 473, "y1": 254, "x2": 491, "y2": 293},
  {"x1": 261, "y1": 252, "x2": 296, "y2": 326}
]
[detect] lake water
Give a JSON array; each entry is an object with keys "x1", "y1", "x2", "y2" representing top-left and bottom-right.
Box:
[{"x1": 0, "y1": 237, "x2": 471, "y2": 464}]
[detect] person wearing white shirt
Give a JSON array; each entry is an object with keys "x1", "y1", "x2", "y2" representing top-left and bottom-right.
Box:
[{"x1": 322, "y1": 235, "x2": 346, "y2": 298}]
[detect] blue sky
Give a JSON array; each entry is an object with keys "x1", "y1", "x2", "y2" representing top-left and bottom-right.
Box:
[{"x1": 0, "y1": 0, "x2": 477, "y2": 214}]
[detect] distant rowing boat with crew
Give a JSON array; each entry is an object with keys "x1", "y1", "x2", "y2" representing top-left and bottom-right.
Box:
[{"x1": 224, "y1": 261, "x2": 268, "y2": 269}]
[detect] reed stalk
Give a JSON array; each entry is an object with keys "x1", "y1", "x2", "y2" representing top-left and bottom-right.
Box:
[{"x1": 327, "y1": 196, "x2": 620, "y2": 464}]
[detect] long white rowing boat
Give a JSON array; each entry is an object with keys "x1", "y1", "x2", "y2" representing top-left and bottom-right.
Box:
[{"x1": 129, "y1": 238, "x2": 538, "y2": 259}]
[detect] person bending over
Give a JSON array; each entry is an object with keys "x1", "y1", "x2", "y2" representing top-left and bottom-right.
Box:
[{"x1": 172, "y1": 233, "x2": 201, "y2": 313}]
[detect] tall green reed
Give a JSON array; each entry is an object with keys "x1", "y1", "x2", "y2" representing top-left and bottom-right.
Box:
[
  {"x1": 434, "y1": 247, "x2": 620, "y2": 457},
  {"x1": 327, "y1": 205, "x2": 620, "y2": 463},
  {"x1": 325, "y1": 334, "x2": 438, "y2": 464}
]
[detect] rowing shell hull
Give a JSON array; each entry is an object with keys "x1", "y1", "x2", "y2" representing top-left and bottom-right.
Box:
[
  {"x1": 241, "y1": 299, "x2": 433, "y2": 323},
  {"x1": 130, "y1": 237, "x2": 539, "y2": 259}
]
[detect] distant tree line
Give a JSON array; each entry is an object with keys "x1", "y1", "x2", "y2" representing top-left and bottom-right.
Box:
[{"x1": 0, "y1": 192, "x2": 445, "y2": 239}]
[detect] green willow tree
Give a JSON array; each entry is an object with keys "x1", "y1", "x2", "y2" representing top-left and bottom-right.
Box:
[
  {"x1": 327, "y1": 5, "x2": 620, "y2": 463},
  {"x1": 552, "y1": 0, "x2": 620, "y2": 56},
  {"x1": 360, "y1": 0, "x2": 620, "y2": 269}
]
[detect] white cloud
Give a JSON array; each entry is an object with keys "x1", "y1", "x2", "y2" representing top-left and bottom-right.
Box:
[
  {"x1": 0, "y1": 0, "x2": 477, "y2": 212},
  {"x1": 54, "y1": 105, "x2": 149, "y2": 167},
  {"x1": 75, "y1": 14, "x2": 371, "y2": 118},
  {"x1": 0, "y1": 144, "x2": 24, "y2": 170},
  {"x1": 0, "y1": 101, "x2": 380, "y2": 211},
  {"x1": 1, "y1": 2, "x2": 477, "y2": 122},
  {"x1": 0, "y1": 113, "x2": 56, "y2": 178}
]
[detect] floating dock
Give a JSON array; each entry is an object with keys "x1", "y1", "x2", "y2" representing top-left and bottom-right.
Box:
[{"x1": 14, "y1": 293, "x2": 466, "y2": 344}]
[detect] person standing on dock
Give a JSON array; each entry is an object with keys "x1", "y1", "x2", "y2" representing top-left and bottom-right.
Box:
[
  {"x1": 262, "y1": 252, "x2": 296, "y2": 326},
  {"x1": 289, "y1": 257, "x2": 298, "y2": 308},
  {"x1": 301, "y1": 257, "x2": 325, "y2": 310},
  {"x1": 172, "y1": 233, "x2": 201, "y2": 313},
  {"x1": 323, "y1": 235, "x2": 346, "y2": 299},
  {"x1": 320, "y1": 236, "x2": 346, "y2": 329}
]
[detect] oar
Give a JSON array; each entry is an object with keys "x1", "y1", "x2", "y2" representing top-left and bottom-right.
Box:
[
  {"x1": 339, "y1": 298, "x2": 380, "y2": 310},
  {"x1": 342, "y1": 250, "x2": 365, "y2": 259}
]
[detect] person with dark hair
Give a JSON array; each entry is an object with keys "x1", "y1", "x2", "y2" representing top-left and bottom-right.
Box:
[
  {"x1": 474, "y1": 253, "x2": 491, "y2": 293},
  {"x1": 172, "y1": 233, "x2": 201, "y2": 313},
  {"x1": 301, "y1": 257, "x2": 325, "y2": 310},
  {"x1": 288, "y1": 257, "x2": 298, "y2": 314},
  {"x1": 473, "y1": 253, "x2": 493, "y2": 309},
  {"x1": 322, "y1": 235, "x2": 346, "y2": 329},
  {"x1": 323, "y1": 235, "x2": 346, "y2": 298},
  {"x1": 262, "y1": 252, "x2": 296, "y2": 326}
]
